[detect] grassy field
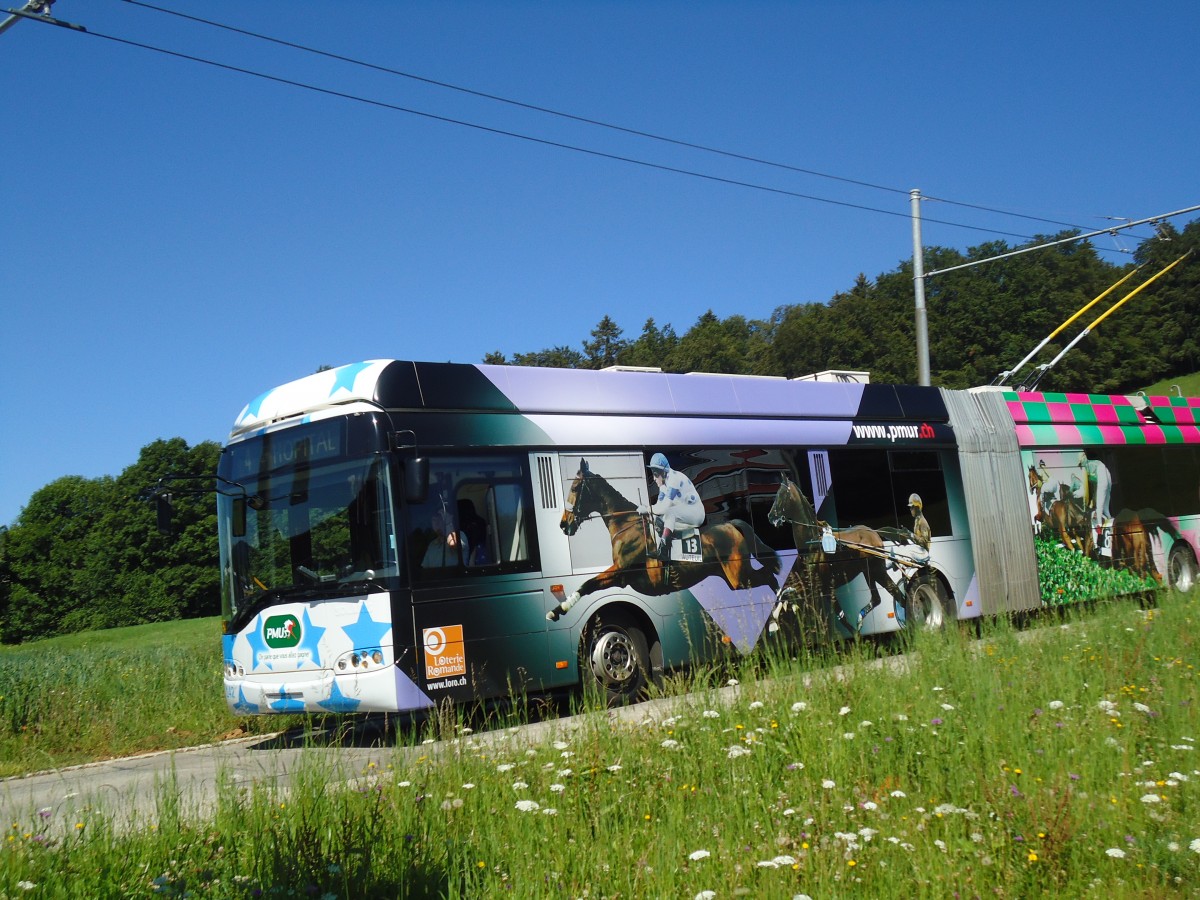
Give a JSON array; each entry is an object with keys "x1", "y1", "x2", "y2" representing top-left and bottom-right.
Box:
[
  {"x1": 0, "y1": 618, "x2": 296, "y2": 776},
  {"x1": 0, "y1": 593, "x2": 1197, "y2": 897},
  {"x1": 1141, "y1": 372, "x2": 1200, "y2": 398}
]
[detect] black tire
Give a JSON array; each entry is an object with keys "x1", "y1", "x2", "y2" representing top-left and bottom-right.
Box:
[
  {"x1": 582, "y1": 612, "x2": 653, "y2": 707},
  {"x1": 1168, "y1": 544, "x2": 1198, "y2": 593},
  {"x1": 906, "y1": 575, "x2": 950, "y2": 631}
]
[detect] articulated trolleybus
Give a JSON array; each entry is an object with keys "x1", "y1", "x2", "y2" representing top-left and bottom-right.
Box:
[{"x1": 216, "y1": 360, "x2": 1200, "y2": 714}]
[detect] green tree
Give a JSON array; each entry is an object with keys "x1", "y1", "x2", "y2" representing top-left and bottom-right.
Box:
[
  {"x1": 582, "y1": 315, "x2": 627, "y2": 369},
  {"x1": 511, "y1": 346, "x2": 587, "y2": 368},
  {"x1": 618, "y1": 318, "x2": 678, "y2": 369}
]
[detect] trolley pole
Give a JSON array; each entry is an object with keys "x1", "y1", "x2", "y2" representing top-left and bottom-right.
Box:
[{"x1": 911, "y1": 189, "x2": 931, "y2": 386}]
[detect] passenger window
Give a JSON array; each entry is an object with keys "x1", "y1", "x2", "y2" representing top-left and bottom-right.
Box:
[{"x1": 409, "y1": 456, "x2": 536, "y2": 579}]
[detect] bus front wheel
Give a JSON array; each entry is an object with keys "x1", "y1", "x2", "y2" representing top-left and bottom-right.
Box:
[{"x1": 582, "y1": 612, "x2": 652, "y2": 707}]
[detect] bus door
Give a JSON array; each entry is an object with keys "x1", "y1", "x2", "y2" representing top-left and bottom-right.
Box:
[{"x1": 407, "y1": 454, "x2": 548, "y2": 703}]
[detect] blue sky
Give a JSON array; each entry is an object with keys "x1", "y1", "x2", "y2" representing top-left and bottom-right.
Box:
[{"x1": 2, "y1": 0, "x2": 1197, "y2": 527}]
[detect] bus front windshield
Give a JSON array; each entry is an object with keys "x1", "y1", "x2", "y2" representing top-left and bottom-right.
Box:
[{"x1": 219, "y1": 453, "x2": 399, "y2": 622}]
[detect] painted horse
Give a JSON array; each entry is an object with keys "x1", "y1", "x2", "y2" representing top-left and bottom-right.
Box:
[
  {"x1": 1028, "y1": 466, "x2": 1092, "y2": 555},
  {"x1": 548, "y1": 459, "x2": 780, "y2": 621},
  {"x1": 1110, "y1": 508, "x2": 1179, "y2": 583},
  {"x1": 767, "y1": 474, "x2": 910, "y2": 633}
]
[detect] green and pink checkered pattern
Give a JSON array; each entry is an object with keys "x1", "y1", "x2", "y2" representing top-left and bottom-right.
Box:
[{"x1": 1002, "y1": 390, "x2": 1200, "y2": 447}]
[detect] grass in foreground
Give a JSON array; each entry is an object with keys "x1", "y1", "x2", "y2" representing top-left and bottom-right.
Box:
[
  {"x1": 0, "y1": 618, "x2": 297, "y2": 776},
  {"x1": 0, "y1": 594, "x2": 1197, "y2": 898}
]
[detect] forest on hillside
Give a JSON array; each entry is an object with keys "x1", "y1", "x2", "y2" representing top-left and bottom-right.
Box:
[
  {"x1": 1, "y1": 223, "x2": 1196, "y2": 643},
  {"x1": 487, "y1": 221, "x2": 1200, "y2": 392}
]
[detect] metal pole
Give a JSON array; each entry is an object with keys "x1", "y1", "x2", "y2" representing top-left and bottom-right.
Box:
[
  {"x1": 911, "y1": 189, "x2": 930, "y2": 386},
  {"x1": 0, "y1": 0, "x2": 50, "y2": 36}
]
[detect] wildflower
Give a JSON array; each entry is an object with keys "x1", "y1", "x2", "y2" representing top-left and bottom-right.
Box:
[
  {"x1": 1027, "y1": 852, "x2": 1038, "y2": 862},
  {"x1": 542, "y1": 808, "x2": 558, "y2": 816},
  {"x1": 515, "y1": 800, "x2": 540, "y2": 812},
  {"x1": 496, "y1": 763, "x2": 515, "y2": 773},
  {"x1": 661, "y1": 739, "x2": 681, "y2": 750},
  {"x1": 1140, "y1": 794, "x2": 1163, "y2": 804},
  {"x1": 1048, "y1": 700, "x2": 1064, "y2": 709},
  {"x1": 550, "y1": 784, "x2": 566, "y2": 793},
  {"x1": 607, "y1": 764, "x2": 622, "y2": 772},
  {"x1": 552, "y1": 741, "x2": 570, "y2": 750},
  {"x1": 703, "y1": 710, "x2": 720, "y2": 719},
  {"x1": 1106, "y1": 848, "x2": 1126, "y2": 858},
  {"x1": 727, "y1": 678, "x2": 739, "y2": 687},
  {"x1": 727, "y1": 745, "x2": 751, "y2": 759},
  {"x1": 931, "y1": 718, "x2": 943, "y2": 726},
  {"x1": 842, "y1": 732, "x2": 856, "y2": 740},
  {"x1": 822, "y1": 779, "x2": 836, "y2": 789},
  {"x1": 1134, "y1": 702, "x2": 1153, "y2": 714},
  {"x1": 689, "y1": 849, "x2": 711, "y2": 861},
  {"x1": 749, "y1": 701, "x2": 764, "y2": 710},
  {"x1": 791, "y1": 701, "x2": 808, "y2": 712},
  {"x1": 839, "y1": 706, "x2": 851, "y2": 716},
  {"x1": 462, "y1": 783, "x2": 475, "y2": 790},
  {"x1": 786, "y1": 762, "x2": 804, "y2": 770},
  {"x1": 1188, "y1": 838, "x2": 1200, "y2": 853},
  {"x1": 17, "y1": 883, "x2": 35, "y2": 892},
  {"x1": 940, "y1": 703, "x2": 955, "y2": 711},
  {"x1": 890, "y1": 790, "x2": 906, "y2": 798},
  {"x1": 695, "y1": 893, "x2": 717, "y2": 900}
]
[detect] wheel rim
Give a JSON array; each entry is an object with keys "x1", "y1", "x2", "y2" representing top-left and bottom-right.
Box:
[
  {"x1": 910, "y1": 583, "x2": 945, "y2": 630},
  {"x1": 590, "y1": 630, "x2": 638, "y2": 688},
  {"x1": 1170, "y1": 550, "x2": 1196, "y2": 592}
]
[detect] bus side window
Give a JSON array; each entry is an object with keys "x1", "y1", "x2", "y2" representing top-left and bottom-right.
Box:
[{"x1": 487, "y1": 482, "x2": 529, "y2": 564}]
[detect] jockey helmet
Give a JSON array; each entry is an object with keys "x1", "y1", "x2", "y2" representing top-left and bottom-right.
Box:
[
  {"x1": 648, "y1": 452, "x2": 670, "y2": 474},
  {"x1": 908, "y1": 493, "x2": 923, "y2": 510}
]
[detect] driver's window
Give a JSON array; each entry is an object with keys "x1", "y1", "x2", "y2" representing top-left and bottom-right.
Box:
[{"x1": 410, "y1": 456, "x2": 536, "y2": 579}]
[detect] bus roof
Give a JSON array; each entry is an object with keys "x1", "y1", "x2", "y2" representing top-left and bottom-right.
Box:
[{"x1": 230, "y1": 359, "x2": 949, "y2": 438}]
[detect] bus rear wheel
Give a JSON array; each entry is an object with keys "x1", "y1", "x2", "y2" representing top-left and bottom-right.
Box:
[
  {"x1": 582, "y1": 612, "x2": 652, "y2": 707},
  {"x1": 1168, "y1": 544, "x2": 1198, "y2": 593},
  {"x1": 906, "y1": 576, "x2": 949, "y2": 631}
]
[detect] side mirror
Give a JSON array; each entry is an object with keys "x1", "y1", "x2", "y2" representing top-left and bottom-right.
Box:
[
  {"x1": 155, "y1": 495, "x2": 174, "y2": 536},
  {"x1": 404, "y1": 457, "x2": 429, "y2": 504}
]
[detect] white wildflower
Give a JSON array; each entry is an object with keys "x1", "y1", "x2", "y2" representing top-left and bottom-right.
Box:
[
  {"x1": 791, "y1": 701, "x2": 808, "y2": 712},
  {"x1": 839, "y1": 706, "x2": 851, "y2": 716},
  {"x1": 1105, "y1": 847, "x2": 1126, "y2": 858},
  {"x1": 689, "y1": 849, "x2": 711, "y2": 861},
  {"x1": 515, "y1": 800, "x2": 540, "y2": 812}
]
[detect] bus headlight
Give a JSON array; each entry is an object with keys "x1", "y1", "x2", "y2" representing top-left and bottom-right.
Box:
[{"x1": 335, "y1": 648, "x2": 386, "y2": 672}]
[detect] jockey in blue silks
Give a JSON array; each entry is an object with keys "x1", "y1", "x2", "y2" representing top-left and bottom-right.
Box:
[{"x1": 638, "y1": 452, "x2": 704, "y2": 560}]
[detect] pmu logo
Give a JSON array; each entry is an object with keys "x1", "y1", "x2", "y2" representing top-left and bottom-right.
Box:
[{"x1": 264, "y1": 614, "x2": 302, "y2": 648}]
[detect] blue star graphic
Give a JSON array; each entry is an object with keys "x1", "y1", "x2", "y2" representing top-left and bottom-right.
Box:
[
  {"x1": 243, "y1": 614, "x2": 271, "y2": 670},
  {"x1": 231, "y1": 685, "x2": 259, "y2": 714},
  {"x1": 343, "y1": 602, "x2": 392, "y2": 651},
  {"x1": 317, "y1": 678, "x2": 362, "y2": 713},
  {"x1": 328, "y1": 362, "x2": 373, "y2": 397},
  {"x1": 238, "y1": 389, "x2": 274, "y2": 423},
  {"x1": 295, "y1": 608, "x2": 327, "y2": 669},
  {"x1": 270, "y1": 688, "x2": 307, "y2": 713}
]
